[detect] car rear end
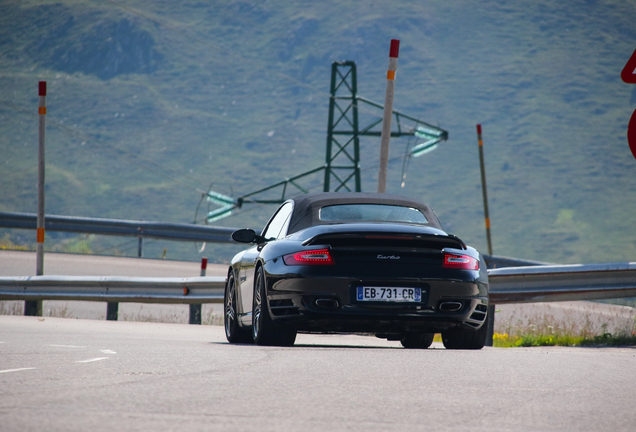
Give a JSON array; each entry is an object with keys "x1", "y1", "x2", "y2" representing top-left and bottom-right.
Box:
[{"x1": 263, "y1": 224, "x2": 489, "y2": 336}]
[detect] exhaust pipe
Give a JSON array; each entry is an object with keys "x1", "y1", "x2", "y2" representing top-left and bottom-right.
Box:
[
  {"x1": 439, "y1": 301, "x2": 463, "y2": 312},
  {"x1": 315, "y1": 298, "x2": 339, "y2": 309}
]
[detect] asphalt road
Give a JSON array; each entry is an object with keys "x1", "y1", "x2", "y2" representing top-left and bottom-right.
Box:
[{"x1": 1, "y1": 315, "x2": 635, "y2": 432}]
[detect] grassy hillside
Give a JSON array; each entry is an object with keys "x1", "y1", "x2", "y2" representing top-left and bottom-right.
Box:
[{"x1": 1, "y1": 0, "x2": 636, "y2": 264}]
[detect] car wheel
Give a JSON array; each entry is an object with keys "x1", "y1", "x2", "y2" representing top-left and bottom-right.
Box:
[
  {"x1": 224, "y1": 271, "x2": 251, "y2": 343},
  {"x1": 400, "y1": 333, "x2": 435, "y2": 349},
  {"x1": 252, "y1": 266, "x2": 296, "y2": 347},
  {"x1": 441, "y1": 312, "x2": 489, "y2": 350}
]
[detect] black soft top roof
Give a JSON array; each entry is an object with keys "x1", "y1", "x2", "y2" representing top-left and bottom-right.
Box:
[{"x1": 287, "y1": 192, "x2": 443, "y2": 233}]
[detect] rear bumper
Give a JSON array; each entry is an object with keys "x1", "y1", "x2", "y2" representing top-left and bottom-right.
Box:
[{"x1": 265, "y1": 275, "x2": 489, "y2": 334}]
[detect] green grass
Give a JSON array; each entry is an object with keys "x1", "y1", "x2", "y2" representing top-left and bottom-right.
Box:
[
  {"x1": 492, "y1": 303, "x2": 636, "y2": 347},
  {"x1": 493, "y1": 333, "x2": 583, "y2": 347},
  {"x1": 493, "y1": 332, "x2": 636, "y2": 348}
]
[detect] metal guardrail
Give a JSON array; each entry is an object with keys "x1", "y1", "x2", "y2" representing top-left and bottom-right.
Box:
[
  {"x1": 4, "y1": 213, "x2": 631, "y2": 333},
  {"x1": 0, "y1": 211, "x2": 239, "y2": 243},
  {"x1": 2, "y1": 262, "x2": 635, "y2": 310},
  {"x1": 2, "y1": 260, "x2": 633, "y2": 349},
  {"x1": 0, "y1": 276, "x2": 225, "y2": 304},
  {"x1": 488, "y1": 262, "x2": 636, "y2": 304}
]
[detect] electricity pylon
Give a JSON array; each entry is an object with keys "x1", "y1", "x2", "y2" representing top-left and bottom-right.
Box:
[{"x1": 206, "y1": 61, "x2": 448, "y2": 222}]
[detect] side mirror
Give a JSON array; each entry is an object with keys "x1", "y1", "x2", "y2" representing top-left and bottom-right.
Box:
[{"x1": 232, "y1": 228, "x2": 262, "y2": 243}]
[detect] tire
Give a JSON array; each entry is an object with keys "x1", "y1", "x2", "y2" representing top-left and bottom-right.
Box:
[
  {"x1": 441, "y1": 313, "x2": 489, "y2": 350},
  {"x1": 224, "y1": 271, "x2": 252, "y2": 343},
  {"x1": 252, "y1": 266, "x2": 296, "y2": 347},
  {"x1": 401, "y1": 333, "x2": 435, "y2": 349}
]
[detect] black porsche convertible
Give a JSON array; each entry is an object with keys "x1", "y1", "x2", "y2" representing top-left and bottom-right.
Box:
[{"x1": 224, "y1": 192, "x2": 490, "y2": 349}]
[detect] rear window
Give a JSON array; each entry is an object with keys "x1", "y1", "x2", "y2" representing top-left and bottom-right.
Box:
[{"x1": 319, "y1": 204, "x2": 428, "y2": 224}]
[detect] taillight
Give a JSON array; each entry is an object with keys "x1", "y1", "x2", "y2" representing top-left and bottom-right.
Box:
[
  {"x1": 443, "y1": 253, "x2": 479, "y2": 270},
  {"x1": 283, "y1": 249, "x2": 335, "y2": 266}
]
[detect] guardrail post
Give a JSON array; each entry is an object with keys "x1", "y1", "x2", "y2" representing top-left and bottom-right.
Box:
[
  {"x1": 25, "y1": 300, "x2": 42, "y2": 317},
  {"x1": 107, "y1": 302, "x2": 118, "y2": 320},
  {"x1": 138, "y1": 237, "x2": 143, "y2": 257},
  {"x1": 189, "y1": 303, "x2": 201, "y2": 324},
  {"x1": 189, "y1": 257, "x2": 208, "y2": 325}
]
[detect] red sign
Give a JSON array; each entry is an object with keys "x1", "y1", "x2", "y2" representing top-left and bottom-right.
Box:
[
  {"x1": 629, "y1": 109, "x2": 636, "y2": 160},
  {"x1": 621, "y1": 49, "x2": 636, "y2": 84}
]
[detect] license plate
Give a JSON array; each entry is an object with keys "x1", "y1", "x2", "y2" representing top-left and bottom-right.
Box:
[{"x1": 356, "y1": 286, "x2": 421, "y2": 302}]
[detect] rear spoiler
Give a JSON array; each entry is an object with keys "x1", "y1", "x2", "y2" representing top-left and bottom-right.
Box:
[{"x1": 304, "y1": 231, "x2": 467, "y2": 250}]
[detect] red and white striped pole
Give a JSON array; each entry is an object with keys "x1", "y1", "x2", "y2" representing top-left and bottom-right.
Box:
[
  {"x1": 27, "y1": 81, "x2": 46, "y2": 316},
  {"x1": 200, "y1": 257, "x2": 208, "y2": 277},
  {"x1": 36, "y1": 81, "x2": 47, "y2": 276},
  {"x1": 377, "y1": 39, "x2": 400, "y2": 193}
]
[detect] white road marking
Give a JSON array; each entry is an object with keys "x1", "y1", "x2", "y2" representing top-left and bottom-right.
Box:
[
  {"x1": 100, "y1": 350, "x2": 117, "y2": 355},
  {"x1": 76, "y1": 357, "x2": 109, "y2": 363},
  {"x1": 0, "y1": 368, "x2": 36, "y2": 374},
  {"x1": 49, "y1": 345, "x2": 86, "y2": 348}
]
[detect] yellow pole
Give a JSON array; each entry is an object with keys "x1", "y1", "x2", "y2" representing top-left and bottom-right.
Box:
[{"x1": 477, "y1": 124, "x2": 493, "y2": 256}]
